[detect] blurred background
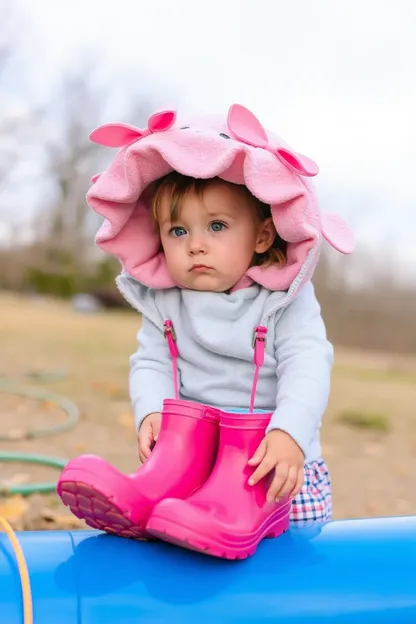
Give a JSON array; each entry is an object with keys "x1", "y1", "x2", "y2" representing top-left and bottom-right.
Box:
[{"x1": 0, "y1": 0, "x2": 415, "y2": 531}]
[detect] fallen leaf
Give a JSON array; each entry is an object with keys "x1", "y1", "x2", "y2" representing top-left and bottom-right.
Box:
[
  {"x1": 46, "y1": 497, "x2": 60, "y2": 509},
  {"x1": 0, "y1": 495, "x2": 29, "y2": 523},
  {"x1": 41, "y1": 400, "x2": 57, "y2": 411}
]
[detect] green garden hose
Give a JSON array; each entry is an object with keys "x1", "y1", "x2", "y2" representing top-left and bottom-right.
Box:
[
  {"x1": 0, "y1": 451, "x2": 68, "y2": 496},
  {"x1": 0, "y1": 380, "x2": 79, "y2": 441}
]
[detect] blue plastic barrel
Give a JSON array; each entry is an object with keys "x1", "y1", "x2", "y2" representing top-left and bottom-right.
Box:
[{"x1": 1, "y1": 516, "x2": 416, "y2": 623}]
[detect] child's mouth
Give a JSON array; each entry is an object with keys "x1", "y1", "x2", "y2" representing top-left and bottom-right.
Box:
[{"x1": 191, "y1": 265, "x2": 212, "y2": 272}]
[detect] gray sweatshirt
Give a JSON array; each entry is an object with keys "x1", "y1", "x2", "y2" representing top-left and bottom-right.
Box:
[{"x1": 117, "y1": 274, "x2": 333, "y2": 463}]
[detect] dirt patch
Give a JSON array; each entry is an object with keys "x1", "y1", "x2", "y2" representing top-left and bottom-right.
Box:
[{"x1": 0, "y1": 292, "x2": 415, "y2": 531}]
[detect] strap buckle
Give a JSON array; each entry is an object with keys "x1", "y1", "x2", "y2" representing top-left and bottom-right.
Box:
[
  {"x1": 163, "y1": 321, "x2": 177, "y2": 341},
  {"x1": 252, "y1": 325, "x2": 267, "y2": 349}
]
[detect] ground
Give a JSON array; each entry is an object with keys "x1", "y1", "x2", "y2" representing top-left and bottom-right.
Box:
[{"x1": 0, "y1": 292, "x2": 415, "y2": 531}]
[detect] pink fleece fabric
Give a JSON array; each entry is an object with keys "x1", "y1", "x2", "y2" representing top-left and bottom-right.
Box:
[{"x1": 86, "y1": 104, "x2": 354, "y2": 291}]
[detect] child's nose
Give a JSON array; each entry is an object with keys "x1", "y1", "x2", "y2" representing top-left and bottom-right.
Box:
[{"x1": 188, "y1": 234, "x2": 207, "y2": 255}]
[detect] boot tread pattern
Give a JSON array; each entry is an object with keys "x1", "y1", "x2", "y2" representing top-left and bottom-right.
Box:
[{"x1": 58, "y1": 480, "x2": 147, "y2": 540}]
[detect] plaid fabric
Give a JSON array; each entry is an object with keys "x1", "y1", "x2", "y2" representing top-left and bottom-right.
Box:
[{"x1": 290, "y1": 458, "x2": 332, "y2": 525}]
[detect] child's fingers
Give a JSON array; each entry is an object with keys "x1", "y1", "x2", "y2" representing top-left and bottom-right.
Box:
[
  {"x1": 247, "y1": 437, "x2": 267, "y2": 466},
  {"x1": 138, "y1": 434, "x2": 147, "y2": 463},
  {"x1": 271, "y1": 465, "x2": 298, "y2": 502},
  {"x1": 138, "y1": 427, "x2": 153, "y2": 462},
  {"x1": 248, "y1": 452, "x2": 276, "y2": 486},
  {"x1": 152, "y1": 419, "x2": 161, "y2": 441},
  {"x1": 138, "y1": 440, "x2": 152, "y2": 462},
  {"x1": 289, "y1": 468, "x2": 305, "y2": 499},
  {"x1": 265, "y1": 462, "x2": 290, "y2": 501}
]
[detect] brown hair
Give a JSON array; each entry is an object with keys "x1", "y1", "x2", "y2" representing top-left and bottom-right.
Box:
[{"x1": 151, "y1": 172, "x2": 287, "y2": 268}]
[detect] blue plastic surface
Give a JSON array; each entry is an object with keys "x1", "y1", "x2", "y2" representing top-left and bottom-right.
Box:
[{"x1": 1, "y1": 516, "x2": 416, "y2": 623}]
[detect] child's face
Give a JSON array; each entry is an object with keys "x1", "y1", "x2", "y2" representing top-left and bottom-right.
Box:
[{"x1": 157, "y1": 180, "x2": 275, "y2": 292}]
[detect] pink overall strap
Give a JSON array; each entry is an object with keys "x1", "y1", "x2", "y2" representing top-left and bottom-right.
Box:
[
  {"x1": 249, "y1": 325, "x2": 267, "y2": 413},
  {"x1": 163, "y1": 319, "x2": 266, "y2": 409},
  {"x1": 163, "y1": 320, "x2": 180, "y2": 400}
]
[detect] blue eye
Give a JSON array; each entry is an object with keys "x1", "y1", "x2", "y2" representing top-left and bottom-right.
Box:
[
  {"x1": 209, "y1": 221, "x2": 226, "y2": 232},
  {"x1": 170, "y1": 226, "x2": 187, "y2": 237}
]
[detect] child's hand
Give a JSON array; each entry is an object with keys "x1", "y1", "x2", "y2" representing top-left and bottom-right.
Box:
[
  {"x1": 248, "y1": 429, "x2": 304, "y2": 502},
  {"x1": 138, "y1": 412, "x2": 162, "y2": 463}
]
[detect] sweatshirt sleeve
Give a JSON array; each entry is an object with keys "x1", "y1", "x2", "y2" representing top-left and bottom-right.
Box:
[
  {"x1": 266, "y1": 282, "x2": 334, "y2": 457},
  {"x1": 129, "y1": 315, "x2": 176, "y2": 432}
]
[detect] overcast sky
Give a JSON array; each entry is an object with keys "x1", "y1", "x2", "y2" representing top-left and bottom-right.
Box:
[{"x1": 2, "y1": 0, "x2": 416, "y2": 276}]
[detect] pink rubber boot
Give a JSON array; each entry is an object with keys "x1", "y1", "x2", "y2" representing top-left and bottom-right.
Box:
[
  {"x1": 57, "y1": 399, "x2": 220, "y2": 539},
  {"x1": 146, "y1": 410, "x2": 291, "y2": 559}
]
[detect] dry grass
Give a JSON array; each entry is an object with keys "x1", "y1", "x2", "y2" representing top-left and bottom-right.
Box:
[{"x1": 0, "y1": 291, "x2": 415, "y2": 530}]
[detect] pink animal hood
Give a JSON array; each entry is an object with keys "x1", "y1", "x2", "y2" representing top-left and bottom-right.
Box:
[{"x1": 86, "y1": 104, "x2": 354, "y2": 291}]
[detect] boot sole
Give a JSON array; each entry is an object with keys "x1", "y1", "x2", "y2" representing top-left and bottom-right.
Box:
[
  {"x1": 146, "y1": 503, "x2": 291, "y2": 559},
  {"x1": 57, "y1": 467, "x2": 150, "y2": 540}
]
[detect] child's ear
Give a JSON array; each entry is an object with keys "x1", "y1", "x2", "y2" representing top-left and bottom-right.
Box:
[{"x1": 255, "y1": 217, "x2": 276, "y2": 254}]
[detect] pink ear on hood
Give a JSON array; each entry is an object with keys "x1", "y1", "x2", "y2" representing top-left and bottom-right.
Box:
[
  {"x1": 276, "y1": 148, "x2": 319, "y2": 177},
  {"x1": 148, "y1": 110, "x2": 176, "y2": 132},
  {"x1": 91, "y1": 172, "x2": 103, "y2": 184},
  {"x1": 321, "y1": 212, "x2": 355, "y2": 254},
  {"x1": 227, "y1": 104, "x2": 268, "y2": 148},
  {"x1": 228, "y1": 104, "x2": 319, "y2": 178},
  {"x1": 89, "y1": 123, "x2": 144, "y2": 148}
]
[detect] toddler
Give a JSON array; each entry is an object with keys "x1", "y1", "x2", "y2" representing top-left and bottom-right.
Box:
[{"x1": 57, "y1": 104, "x2": 354, "y2": 558}]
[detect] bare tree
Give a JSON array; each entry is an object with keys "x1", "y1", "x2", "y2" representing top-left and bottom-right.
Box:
[
  {"x1": 39, "y1": 62, "x2": 158, "y2": 272},
  {"x1": 0, "y1": 1, "x2": 42, "y2": 211}
]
